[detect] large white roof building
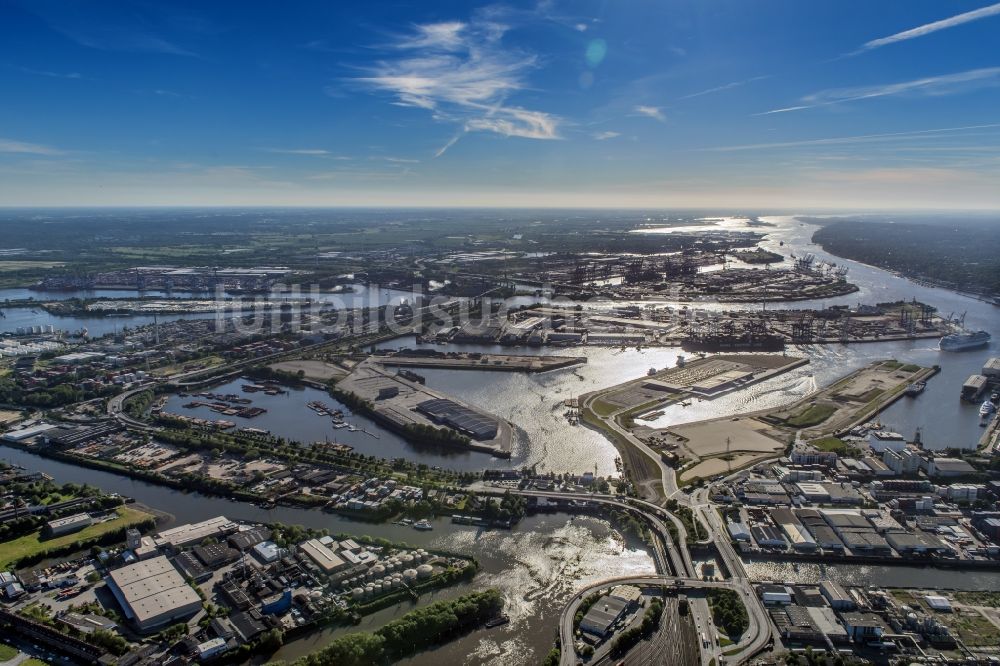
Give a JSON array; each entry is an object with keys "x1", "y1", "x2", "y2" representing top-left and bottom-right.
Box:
[{"x1": 106, "y1": 555, "x2": 202, "y2": 631}]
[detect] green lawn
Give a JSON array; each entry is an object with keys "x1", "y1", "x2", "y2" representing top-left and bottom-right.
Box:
[
  {"x1": 0, "y1": 643, "x2": 19, "y2": 661},
  {"x1": 589, "y1": 399, "x2": 619, "y2": 418},
  {"x1": 955, "y1": 591, "x2": 1000, "y2": 607},
  {"x1": 785, "y1": 403, "x2": 837, "y2": 428},
  {"x1": 0, "y1": 261, "x2": 65, "y2": 272},
  {"x1": 810, "y1": 436, "x2": 854, "y2": 455},
  {"x1": 0, "y1": 506, "x2": 153, "y2": 569}
]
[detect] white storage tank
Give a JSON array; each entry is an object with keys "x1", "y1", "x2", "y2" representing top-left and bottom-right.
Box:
[
  {"x1": 416, "y1": 564, "x2": 433, "y2": 579},
  {"x1": 351, "y1": 587, "x2": 364, "y2": 600},
  {"x1": 402, "y1": 568, "x2": 418, "y2": 583}
]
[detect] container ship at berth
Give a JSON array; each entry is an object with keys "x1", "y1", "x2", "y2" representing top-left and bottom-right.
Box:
[{"x1": 939, "y1": 329, "x2": 991, "y2": 352}]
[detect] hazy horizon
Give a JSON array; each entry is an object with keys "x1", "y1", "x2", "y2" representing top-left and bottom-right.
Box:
[{"x1": 3, "y1": 0, "x2": 1000, "y2": 209}]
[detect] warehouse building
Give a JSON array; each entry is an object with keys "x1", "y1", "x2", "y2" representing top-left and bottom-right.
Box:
[
  {"x1": 819, "y1": 581, "x2": 855, "y2": 611},
  {"x1": 155, "y1": 516, "x2": 235, "y2": 550},
  {"x1": 44, "y1": 513, "x2": 93, "y2": 538},
  {"x1": 415, "y1": 398, "x2": 498, "y2": 440},
  {"x1": 299, "y1": 538, "x2": 348, "y2": 574},
  {"x1": 579, "y1": 589, "x2": 635, "y2": 638},
  {"x1": 105, "y1": 556, "x2": 202, "y2": 632}
]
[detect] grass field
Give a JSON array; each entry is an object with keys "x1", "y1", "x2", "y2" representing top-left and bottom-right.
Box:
[
  {"x1": 785, "y1": 403, "x2": 837, "y2": 427},
  {"x1": 0, "y1": 643, "x2": 19, "y2": 661},
  {"x1": 955, "y1": 591, "x2": 1000, "y2": 607},
  {"x1": 589, "y1": 399, "x2": 619, "y2": 417},
  {"x1": 810, "y1": 436, "x2": 852, "y2": 455},
  {"x1": 0, "y1": 261, "x2": 65, "y2": 272},
  {"x1": 151, "y1": 354, "x2": 225, "y2": 377},
  {"x1": 0, "y1": 506, "x2": 152, "y2": 569}
]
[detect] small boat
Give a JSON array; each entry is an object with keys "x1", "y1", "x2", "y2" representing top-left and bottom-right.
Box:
[
  {"x1": 412, "y1": 519, "x2": 433, "y2": 531},
  {"x1": 904, "y1": 381, "x2": 926, "y2": 397},
  {"x1": 485, "y1": 614, "x2": 510, "y2": 628},
  {"x1": 981, "y1": 401, "x2": 997, "y2": 418}
]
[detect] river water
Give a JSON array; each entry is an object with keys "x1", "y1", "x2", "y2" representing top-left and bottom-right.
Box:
[{"x1": 163, "y1": 377, "x2": 489, "y2": 471}]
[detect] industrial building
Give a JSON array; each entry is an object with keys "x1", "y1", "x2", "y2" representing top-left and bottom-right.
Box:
[
  {"x1": 819, "y1": 581, "x2": 855, "y2": 611},
  {"x1": 415, "y1": 398, "x2": 499, "y2": 440},
  {"x1": 298, "y1": 538, "x2": 348, "y2": 573},
  {"x1": 105, "y1": 555, "x2": 203, "y2": 632},
  {"x1": 44, "y1": 513, "x2": 93, "y2": 537},
  {"x1": 927, "y1": 458, "x2": 976, "y2": 478},
  {"x1": 1, "y1": 422, "x2": 57, "y2": 443},
  {"x1": 578, "y1": 586, "x2": 640, "y2": 638},
  {"x1": 155, "y1": 515, "x2": 235, "y2": 550}
]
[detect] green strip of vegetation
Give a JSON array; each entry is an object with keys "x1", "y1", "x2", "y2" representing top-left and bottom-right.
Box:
[
  {"x1": 809, "y1": 436, "x2": 853, "y2": 455},
  {"x1": 291, "y1": 589, "x2": 504, "y2": 666},
  {"x1": 784, "y1": 403, "x2": 837, "y2": 428},
  {"x1": 1, "y1": 506, "x2": 155, "y2": 570}
]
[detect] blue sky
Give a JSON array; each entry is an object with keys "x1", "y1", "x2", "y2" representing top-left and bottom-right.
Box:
[{"x1": 1, "y1": 0, "x2": 999, "y2": 208}]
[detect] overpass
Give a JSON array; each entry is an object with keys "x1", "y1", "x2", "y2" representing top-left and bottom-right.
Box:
[{"x1": 556, "y1": 574, "x2": 771, "y2": 666}]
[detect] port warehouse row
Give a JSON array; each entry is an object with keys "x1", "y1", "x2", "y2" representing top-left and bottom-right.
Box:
[{"x1": 962, "y1": 356, "x2": 1000, "y2": 400}]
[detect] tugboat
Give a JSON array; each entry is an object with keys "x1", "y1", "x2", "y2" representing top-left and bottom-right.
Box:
[
  {"x1": 904, "y1": 381, "x2": 926, "y2": 397},
  {"x1": 412, "y1": 519, "x2": 433, "y2": 531},
  {"x1": 485, "y1": 614, "x2": 510, "y2": 628}
]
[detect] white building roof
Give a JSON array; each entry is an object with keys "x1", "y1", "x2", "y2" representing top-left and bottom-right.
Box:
[
  {"x1": 155, "y1": 516, "x2": 232, "y2": 548},
  {"x1": 299, "y1": 539, "x2": 346, "y2": 572},
  {"x1": 106, "y1": 555, "x2": 201, "y2": 629}
]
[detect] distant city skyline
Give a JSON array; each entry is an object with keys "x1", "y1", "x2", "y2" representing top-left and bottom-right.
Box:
[{"x1": 2, "y1": 0, "x2": 1000, "y2": 209}]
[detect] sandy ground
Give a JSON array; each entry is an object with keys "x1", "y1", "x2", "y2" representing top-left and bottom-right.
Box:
[
  {"x1": 270, "y1": 359, "x2": 347, "y2": 381},
  {"x1": 667, "y1": 417, "x2": 785, "y2": 458},
  {"x1": 681, "y1": 453, "x2": 765, "y2": 482}
]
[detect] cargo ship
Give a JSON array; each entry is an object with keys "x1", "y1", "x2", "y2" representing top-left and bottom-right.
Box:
[{"x1": 940, "y1": 329, "x2": 991, "y2": 352}]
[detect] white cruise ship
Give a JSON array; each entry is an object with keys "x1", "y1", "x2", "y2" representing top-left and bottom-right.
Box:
[{"x1": 940, "y1": 330, "x2": 991, "y2": 352}]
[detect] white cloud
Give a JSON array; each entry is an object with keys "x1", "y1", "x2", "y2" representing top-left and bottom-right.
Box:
[
  {"x1": 633, "y1": 105, "x2": 665, "y2": 121},
  {"x1": 434, "y1": 133, "x2": 463, "y2": 158},
  {"x1": 352, "y1": 18, "x2": 561, "y2": 142},
  {"x1": 0, "y1": 138, "x2": 64, "y2": 155},
  {"x1": 759, "y1": 67, "x2": 1000, "y2": 114},
  {"x1": 10, "y1": 65, "x2": 85, "y2": 80},
  {"x1": 701, "y1": 123, "x2": 1000, "y2": 152},
  {"x1": 593, "y1": 131, "x2": 621, "y2": 140},
  {"x1": 858, "y1": 2, "x2": 1000, "y2": 53},
  {"x1": 679, "y1": 75, "x2": 769, "y2": 100},
  {"x1": 394, "y1": 21, "x2": 469, "y2": 50},
  {"x1": 266, "y1": 148, "x2": 334, "y2": 156}
]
